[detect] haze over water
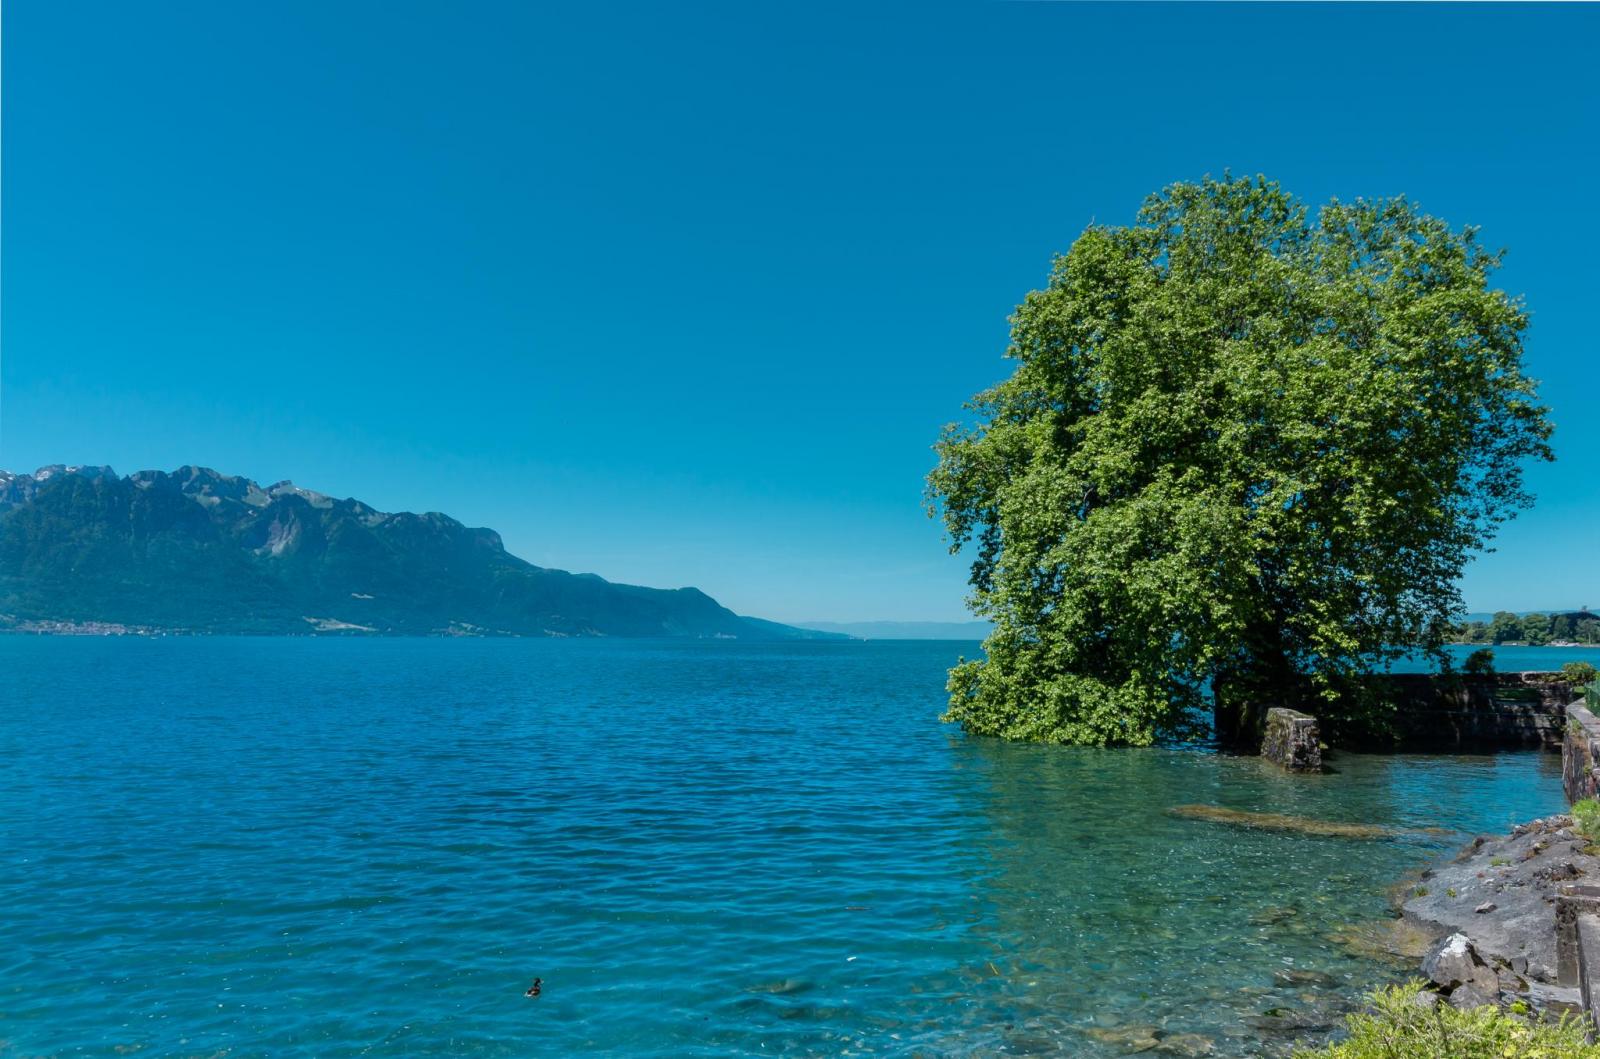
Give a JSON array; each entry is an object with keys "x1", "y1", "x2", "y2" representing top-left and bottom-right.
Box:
[{"x1": 1, "y1": 639, "x2": 1582, "y2": 1057}]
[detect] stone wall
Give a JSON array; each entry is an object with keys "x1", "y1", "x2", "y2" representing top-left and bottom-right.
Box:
[
  {"x1": 1555, "y1": 884, "x2": 1600, "y2": 987},
  {"x1": 1343, "y1": 672, "x2": 1576, "y2": 752},
  {"x1": 1556, "y1": 737, "x2": 1600, "y2": 1031},
  {"x1": 1564, "y1": 703, "x2": 1600, "y2": 804}
]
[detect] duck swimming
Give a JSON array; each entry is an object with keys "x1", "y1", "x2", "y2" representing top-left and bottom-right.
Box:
[{"x1": 525, "y1": 978, "x2": 542, "y2": 998}]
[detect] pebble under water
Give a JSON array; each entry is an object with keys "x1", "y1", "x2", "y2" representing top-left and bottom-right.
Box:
[{"x1": 0, "y1": 637, "x2": 1573, "y2": 1057}]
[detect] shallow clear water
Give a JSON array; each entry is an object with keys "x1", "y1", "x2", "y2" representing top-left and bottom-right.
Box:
[{"x1": 0, "y1": 638, "x2": 1577, "y2": 1057}]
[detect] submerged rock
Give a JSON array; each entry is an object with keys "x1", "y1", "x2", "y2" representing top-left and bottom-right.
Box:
[
  {"x1": 1242, "y1": 1008, "x2": 1334, "y2": 1034},
  {"x1": 1326, "y1": 918, "x2": 1437, "y2": 965},
  {"x1": 1168, "y1": 804, "x2": 1392, "y2": 839},
  {"x1": 745, "y1": 977, "x2": 813, "y2": 995},
  {"x1": 1083, "y1": 1024, "x2": 1161, "y2": 1051},
  {"x1": 1249, "y1": 906, "x2": 1300, "y2": 926},
  {"x1": 1153, "y1": 1033, "x2": 1215, "y2": 1056},
  {"x1": 1081, "y1": 1026, "x2": 1215, "y2": 1056},
  {"x1": 1272, "y1": 968, "x2": 1336, "y2": 987}
]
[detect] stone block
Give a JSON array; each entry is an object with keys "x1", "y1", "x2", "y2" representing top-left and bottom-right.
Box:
[{"x1": 1261, "y1": 707, "x2": 1322, "y2": 772}]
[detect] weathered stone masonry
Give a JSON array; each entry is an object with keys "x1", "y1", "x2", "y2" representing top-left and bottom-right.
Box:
[
  {"x1": 1357, "y1": 671, "x2": 1575, "y2": 751},
  {"x1": 1564, "y1": 701, "x2": 1600, "y2": 803},
  {"x1": 1261, "y1": 707, "x2": 1322, "y2": 771},
  {"x1": 1554, "y1": 699, "x2": 1600, "y2": 1027}
]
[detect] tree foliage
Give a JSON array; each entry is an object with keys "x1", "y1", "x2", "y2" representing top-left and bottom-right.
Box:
[{"x1": 928, "y1": 176, "x2": 1552, "y2": 746}]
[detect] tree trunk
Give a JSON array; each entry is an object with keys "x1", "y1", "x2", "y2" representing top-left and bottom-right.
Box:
[{"x1": 1213, "y1": 620, "x2": 1302, "y2": 749}]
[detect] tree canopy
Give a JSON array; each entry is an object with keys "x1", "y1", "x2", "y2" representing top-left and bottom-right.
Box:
[{"x1": 928, "y1": 175, "x2": 1552, "y2": 747}]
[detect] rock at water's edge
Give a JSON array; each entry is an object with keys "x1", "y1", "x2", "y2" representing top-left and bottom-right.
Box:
[
  {"x1": 1423, "y1": 933, "x2": 1490, "y2": 989},
  {"x1": 1400, "y1": 815, "x2": 1597, "y2": 983},
  {"x1": 1422, "y1": 932, "x2": 1502, "y2": 1008}
]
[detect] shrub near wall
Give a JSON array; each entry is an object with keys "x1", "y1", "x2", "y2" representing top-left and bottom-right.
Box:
[
  {"x1": 1291, "y1": 983, "x2": 1600, "y2": 1058},
  {"x1": 1561, "y1": 662, "x2": 1599, "y2": 686}
]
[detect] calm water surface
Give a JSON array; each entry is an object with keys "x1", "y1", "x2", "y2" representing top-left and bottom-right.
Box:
[{"x1": 0, "y1": 639, "x2": 1583, "y2": 1057}]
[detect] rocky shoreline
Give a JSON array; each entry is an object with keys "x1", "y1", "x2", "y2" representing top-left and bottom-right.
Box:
[{"x1": 1397, "y1": 813, "x2": 1593, "y2": 1016}]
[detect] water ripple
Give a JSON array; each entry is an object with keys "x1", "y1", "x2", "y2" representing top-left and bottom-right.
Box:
[{"x1": 0, "y1": 638, "x2": 1570, "y2": 1057}]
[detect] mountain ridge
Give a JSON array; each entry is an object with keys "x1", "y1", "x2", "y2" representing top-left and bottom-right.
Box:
[{"x1": 0, "y1": 464, "x2": 841, "y2": 640}]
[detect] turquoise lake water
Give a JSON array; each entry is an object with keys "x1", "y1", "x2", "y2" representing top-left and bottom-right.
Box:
[{"x1": 2, "y1": 639, "x2": 1593, "y2": 1057}]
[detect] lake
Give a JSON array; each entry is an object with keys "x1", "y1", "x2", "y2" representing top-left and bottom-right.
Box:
[{"x1": 2, "y1": 638, "x2": 1592, "y2": 1057}]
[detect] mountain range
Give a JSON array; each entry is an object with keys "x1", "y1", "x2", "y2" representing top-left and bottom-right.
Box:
[{"x1": 0, "y1": 464, "x2": 842, "y2": 640}]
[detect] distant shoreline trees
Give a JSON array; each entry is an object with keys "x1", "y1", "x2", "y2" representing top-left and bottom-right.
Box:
[
  {"x1": 1452, "y1": 611, "x2": 1600, "y2": 646},
  {"x1": 928, "y1": 175, "x2": 1553, "y2": 747}
]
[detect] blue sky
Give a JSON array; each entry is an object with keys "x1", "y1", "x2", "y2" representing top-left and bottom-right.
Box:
[{"x1": 3, "y1": 2, "x2": 1596, "y2": 623}]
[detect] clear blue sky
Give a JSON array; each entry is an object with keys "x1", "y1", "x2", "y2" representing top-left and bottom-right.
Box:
[{"x1": 3, "y1": 2, "x2": 1596, "y2": 623}]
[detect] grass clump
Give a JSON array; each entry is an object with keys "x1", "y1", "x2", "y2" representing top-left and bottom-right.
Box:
[
  {"x1": 1292, "y1": 982, "x2": 1600, "y2": 1057},
  {"x1": 1572, "y1": 798, "x2": 1600, "y2": 841}
]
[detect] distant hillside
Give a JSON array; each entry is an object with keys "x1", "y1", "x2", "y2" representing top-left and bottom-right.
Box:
[
  {"x1": 795, "y1": 620, "x2": 992, "y2": 641},
  {"x1": 1452, "y1": 608, "x2": 1598, "y2": 646},
  {"x1": 1462, "y1": 611, "x2": 1593, "y2": 624},
  {"x1": 0, "y1": 464, "x2": 842, "y2": 640}
]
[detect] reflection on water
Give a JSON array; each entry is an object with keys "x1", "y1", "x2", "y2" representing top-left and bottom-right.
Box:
[
  {"x1": 0, "y1": 637, "x2": 1568, "y2": 1057},
  {"x1": 930, "y1": 740, "x2": 1561, "y2": 1055}
]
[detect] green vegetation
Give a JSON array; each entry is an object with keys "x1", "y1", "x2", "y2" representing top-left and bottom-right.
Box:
[
  {"x1": 1461, "y1": 649, "x2": 1496, "y2": 676},
  {"x1": 927, "y1": 175, "x2": 1552, "y2": 746},
  {"x1": 1570, "y1": 798, "x2": 1600, "y2": 841},
  {"x1": 1290, "y1": 982, "x2": 1599, "y2": 1058},
  {"x1": 1453, "y1": 610, "x2": 1600, "y2": 645},
  {"x1": 1560, "y1": 661, "x2": 1598, "y2": 685}
]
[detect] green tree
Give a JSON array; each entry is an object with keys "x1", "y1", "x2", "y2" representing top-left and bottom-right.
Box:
[
  {"x1": 928, "y1": 175, "x2": 1552, "y2": 747},
  {"x1": 1522, "y1": 612, "x2": 1551, "y2": 645},
  {"x1": 1489, "y1": 610, "x2": 1523, "y2": 644},
  {"x1": 1551, "y1": 611, "x2": 1579, "y2": 641}
]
